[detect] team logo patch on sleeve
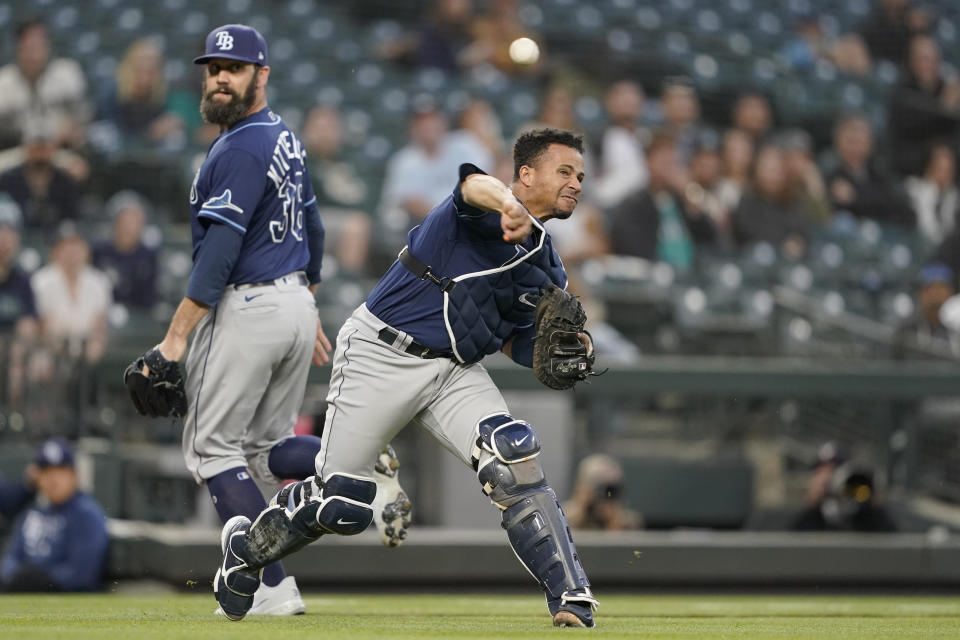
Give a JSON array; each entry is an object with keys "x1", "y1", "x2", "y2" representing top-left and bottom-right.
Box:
[{"x1": 202, "y1": 189, "x2": 244, "y2": 214}]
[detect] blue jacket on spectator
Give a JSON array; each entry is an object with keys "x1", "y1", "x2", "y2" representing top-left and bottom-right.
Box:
[
  {"x1": 1, "y1": 491, "x2": 108, "y2": 591},
  {"x1": 0, "y1": 477, "x2": 33, "y2": 519}
]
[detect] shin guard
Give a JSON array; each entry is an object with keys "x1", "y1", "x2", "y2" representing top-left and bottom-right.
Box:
[{"x1": 501, "y1": 486, "x2": 597, "y2": 626}]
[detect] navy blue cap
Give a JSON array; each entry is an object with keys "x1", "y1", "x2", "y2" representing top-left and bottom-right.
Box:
[
  {"x1": 35, "y1": 438, "x2": 75, "y2": 468},
  {"x1": 194, "y1": 24, "x2": 267, "y2": 66},
  {"x1": 921, "y1": 263, "x2": 954, "y2": 285}
]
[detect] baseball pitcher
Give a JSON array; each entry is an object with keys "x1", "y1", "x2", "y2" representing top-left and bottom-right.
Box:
[{"x1": 122, "y1": 24, "x2": 410, "y2": 616}]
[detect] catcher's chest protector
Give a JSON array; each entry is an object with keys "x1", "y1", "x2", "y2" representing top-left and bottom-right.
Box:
[{"x1": 444, "y1": 234, "x2": 567, "y2": 363}]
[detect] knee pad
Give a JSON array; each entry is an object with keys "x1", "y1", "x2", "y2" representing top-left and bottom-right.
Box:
[
  {"x1": 314, "y1": 473, "x2": 376, "y2": 536},
  {"x1": 243, "y1": 473, "x2": 376, "y2": 567},
  {"x1": 472, "y1": 413, "x2": 545, "y2": 509}
]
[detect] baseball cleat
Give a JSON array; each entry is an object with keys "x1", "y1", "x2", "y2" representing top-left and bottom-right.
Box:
[
  {"x1": 372, "y1": 444, "x2": 412, "y2": 547},
  {"x1": 215, "y1": 575, "x2": 305, "y2": 616},
  {"x1": 553, "y1": 611, "x2": 588, "y2": 627},
  {"x1": 553, "y1": 588, "x2": 598, "y2": 628},
  {"x1": 213, "y1": 515, "x2": 262, "y2": 621}
]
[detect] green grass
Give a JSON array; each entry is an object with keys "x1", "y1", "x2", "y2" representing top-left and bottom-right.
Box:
[{"x1": 1, "y1": 593, "x2": 959, "y2": 639}]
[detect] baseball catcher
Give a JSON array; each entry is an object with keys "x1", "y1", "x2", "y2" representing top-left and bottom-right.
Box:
[
  {"x1": 123, "y1": 347, "x2": 188, "y2": 418},
  {"x1": 532, "y1": 284, "x2": 599, "y2": 390}
]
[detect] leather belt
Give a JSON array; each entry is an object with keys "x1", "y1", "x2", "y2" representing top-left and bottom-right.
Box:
[
  {"x1": 377, "y1": 328, "x2": 449, "y2": 359},
  {"x1": 234, "y1": 271, "x2": 308, "y2": 291}
]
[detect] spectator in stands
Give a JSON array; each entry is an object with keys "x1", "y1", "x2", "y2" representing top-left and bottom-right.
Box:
[
  {"x1": 91, "y1": 191, "x2": 159, "y2": 311},
  {"x1": 899, "y1": 226, "x2": 960, "y2": 357},
  {"x1": 379, "y1": 106, "x2": 492, "y2": 242},
  {"x1": 31, "y1": 230, "x2": 111, "y2": 364},
  {"x1": 300, "y1": 106, "x2": 373, "y2": 277},
  {"x1": 858, "y1": 0, "x2": 931, "y2": 67},
  {"x1": 0, "y1": 197, "x2": 43, "y2": 406},
  {"x1": 683, "y1": 134, "x2": 732, "y2": 250},
  {"x1": 0, "y1": 18, "x2": 90, "y2": 151},
  {"x1": 564, "y1": 454, "x2": 641, "y2": 531},
  {"x1": 894, "y1": 263, "x2": 958, "y2": 357},
  {"x1": 520, "y1": 84, "x2": 579, "y2": 135},
  {"x1": 462, "y1": 0, "x2": 543, "y2": 74},
  {"x1": 1, "y1": 439, "x2": 108, "y2": 592},
  {"x1": 0, "y1": 198, "x2": 38, "y2": 340},
  {"x1": 826, "y1": 113, "x2": 915, "y2": 227},
  {"x1": 382, "y1": 0, "x2": 474, "y2": 73},
  {"x1": 779, "y1": 128, "x2": 832, "y2": 224},
  {"x1": 302, "y1": 106, "x2": 371, "y2": 212},
  {"x1": 377, "y1": 0, "x2": 479, "y2": 75},
  {"x1": 592, "y1": 80, "x2": 649, "y2": 210},
  {"x1": 609, "y1": 131, "x2": 716, "y2": 270},
  {"x1": 659, "y1": 76, "x2": 703, "y2": 165},
  {"x1": 545, "y1": 199, "x2": 610, "y2": 267},
  {"x1": 888, "y1": 35, "x2": 960, "y2": 178},
  {"x1": 792, "y1": 441, "x2": 897, "y2": 532},
  {"x1": 730, "y1": 91, "x2": 774, "y2": 144},
  {"x1": 733, "y1": 145, "x2": 810, "y2": 259},
  {"x1": 716, "y1": 128, "x2": 755, "y2": 215},
  {"x1": 905, "y1": 143, "x2": 959, "y2": 245},
  {"x1": 93, "y1": 37, "x2": 188, "y2": 153},
  {"x1": 449, "y1": 98, "x2": 505, "y2": 165},
  {"x1": 418, "y1": 0, "x2": 475, "y2": 73},
  {"x1": 780, "y1": 13, "x2": 870, "y2": 76},
  {"x1": 0, "y1": 117, "x2": 83, "y2": 234}
]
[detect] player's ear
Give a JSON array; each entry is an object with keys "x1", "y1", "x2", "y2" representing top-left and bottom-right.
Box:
[
  {"x1": 257, "y1": 65, "x2": 270, "y2": 87},
  {"x1": 518, "y1": 164, "x2": 534, "y2": 187}
]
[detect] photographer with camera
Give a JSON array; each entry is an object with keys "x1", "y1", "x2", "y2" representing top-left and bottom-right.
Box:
[
  {"x1": 792, "y1": 442, "x2": 897, "y2": 532},
  {"x1": 563, "y1": 454, "x2": 641, "y2": 531}
]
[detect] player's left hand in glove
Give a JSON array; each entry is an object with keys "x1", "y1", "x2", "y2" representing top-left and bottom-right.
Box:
[
  {"x1": 532, "y1": 284, "x2": 602, "y2": 390},
  {"x1": 123, "y1": 347, "x2": 188, "y2": 417}
]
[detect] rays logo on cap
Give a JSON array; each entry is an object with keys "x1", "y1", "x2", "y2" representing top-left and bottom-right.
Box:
[
  {"x1": 195, "y1": 24, "x2": 268, "y2": 66},
  {"x1": 43, "y1": 441, "x2": 65, "y2": 465},
  {"x1": 215, "y1": 31, "x2": 234, "y2": 50}
]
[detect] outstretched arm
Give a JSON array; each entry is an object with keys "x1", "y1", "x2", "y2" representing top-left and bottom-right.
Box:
[{"x1": 460, "y1": 174, "x2": 532, "y2": 244}]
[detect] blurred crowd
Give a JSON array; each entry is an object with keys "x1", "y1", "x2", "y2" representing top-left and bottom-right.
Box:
[
  {"x1": 5, "y1": 1, "x2": 959, "y2": 553},
  {"x1": 0, "y1": 4, "x2": 954, "y2": 453}
]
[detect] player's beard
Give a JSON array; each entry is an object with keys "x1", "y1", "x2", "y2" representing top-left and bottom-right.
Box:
[{"x1": 200, "y1": 75, "x2": 257, "y2": 127}]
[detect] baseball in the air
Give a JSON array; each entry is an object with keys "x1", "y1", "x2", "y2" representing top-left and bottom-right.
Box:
[{"x1": 508, "y1": 37, "x2": 540, "y2": 66}]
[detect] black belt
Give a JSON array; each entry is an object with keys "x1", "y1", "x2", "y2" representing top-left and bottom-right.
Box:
[
  {"x1": 234, "y1": 272, "x2": 309, "y2": 290},
  {"x1": 398, "y1": 246, "x2": 457, "y2": 293},
  {"x1": 377, "y1": 328, "x2": 449, "y2": 359}
]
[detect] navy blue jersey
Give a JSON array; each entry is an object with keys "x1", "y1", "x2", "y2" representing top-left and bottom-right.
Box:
[
  {"x1": 92, "y1": 242, "x2": 158, "y2": 310},
  {"x1": 189, "y1": 107, "x2": 319, "y2": 285},
  {"x1": 0, "y1": 492, "x2": 108, "y2": 591},
  {"x1": 0, "y1": 266, "x2": 36, "y2": 332},
  {"x1": 367, "y1": 164, "x2": 567, "y2": 363}
]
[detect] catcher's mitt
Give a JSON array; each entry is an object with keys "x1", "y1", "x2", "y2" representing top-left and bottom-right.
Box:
[
  {"x1": 123, "y1": 347, "x2": 188, "y2": 418},
  {"x1": 533, "y1": 284, "x2": 599, "y2": 390}
]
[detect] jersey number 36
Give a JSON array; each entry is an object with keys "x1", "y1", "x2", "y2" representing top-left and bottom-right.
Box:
[{"x1": 270, "y1": 171, "x2": 304, "y2": 243}]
